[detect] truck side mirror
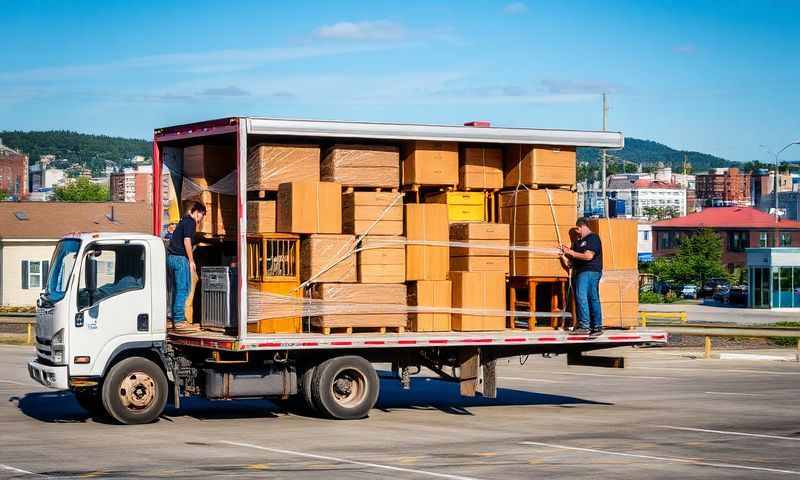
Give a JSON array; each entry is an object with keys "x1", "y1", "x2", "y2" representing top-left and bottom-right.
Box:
[{"x1": 85, "y1": 252, "x2": 99, "y2": 303}]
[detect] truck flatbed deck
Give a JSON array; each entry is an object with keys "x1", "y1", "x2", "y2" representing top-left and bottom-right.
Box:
[{"x1": 168, "y1": 329, "x2": 668, "y2": 352}]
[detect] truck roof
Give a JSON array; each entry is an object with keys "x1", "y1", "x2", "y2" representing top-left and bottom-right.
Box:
[
  {"x1": 155, "y1": 116, "x2": 624, "y2": 148},
  {"x1": 65, "y1": 232, "x2": 161, "y2": 242}
]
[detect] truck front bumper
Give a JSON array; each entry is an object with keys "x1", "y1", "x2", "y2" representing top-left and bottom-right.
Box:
[{"x1": 28, "y1": 360, "x2": 68, "y2": 390}]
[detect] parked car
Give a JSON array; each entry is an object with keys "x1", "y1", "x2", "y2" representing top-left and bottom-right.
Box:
[
  {"x1": 727, "y1": 285, "x2": 749, "y2": 306},
  {"x1": 680, "y1": 285, "x2": 698, "y2": 299},
  {"x1": 713, "y1": 283, "x2": 732, "y2": 303},
  {"x1": 700, "y1": 278, "x2": 730, "y2": 299}
]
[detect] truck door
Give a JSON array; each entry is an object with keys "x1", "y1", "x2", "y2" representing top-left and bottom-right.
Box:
[{"x1": 69, "y1": 240, "x2": 154, "y2": 377}]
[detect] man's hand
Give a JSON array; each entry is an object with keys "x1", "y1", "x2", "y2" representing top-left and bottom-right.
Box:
[
  {"x1": 560, "y1": 244, "x2": 574, "y2": 257},
  {"x1": 189, "y1": 262, "x2": 197, "y2": 275}
]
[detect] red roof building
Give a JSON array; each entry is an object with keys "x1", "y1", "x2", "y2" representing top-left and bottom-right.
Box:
[{"x1": 652, "y1": 207, "x2": 800, "y2": 271}]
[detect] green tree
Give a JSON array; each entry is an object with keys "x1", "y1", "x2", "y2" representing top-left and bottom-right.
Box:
[
  {"x1": 642, "y1": 206, "x2": 680, "y2": 220},
  {"x1": 650, "y1": 229, "x2": 728, "y2": 286},
  {"x1": 54, "y1": 177, "x2": 109, "y2": 201}
]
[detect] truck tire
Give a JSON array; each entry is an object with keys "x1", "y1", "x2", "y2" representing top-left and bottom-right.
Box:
[
  {"x1": 74, "y1": 388, "x2": 106, "y2": 417},
  {"x1": 101, "y1": 357, "x2": 168, "y2": 425},
  {"x1": 310, "y1": 356, "x2": 378, "y2": 420},
  {"x1": 274, "y1": 365, "x2": 318, "y2": 415}
]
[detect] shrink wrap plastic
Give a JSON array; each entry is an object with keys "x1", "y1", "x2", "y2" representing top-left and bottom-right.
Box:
[
  {"x1": 322, "y1": 144, "x2": 400, "y2": 189},
  {"x1": 247, "y1": 144, "x2": 321, "y2": 191}
]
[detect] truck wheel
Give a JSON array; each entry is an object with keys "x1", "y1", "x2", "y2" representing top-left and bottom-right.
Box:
[
  {"x1": 74, "y1": 388, "x2": 106, "y2": 417},
  {"x1": 101, "y1": 357, "x2": 167, "y2": 425},
  {"x1": 300, "y1": 365, "x2": 319, "y2": 414},
  {"x1": 310, "y1": 356, "x2": 378, "y2": 420}
]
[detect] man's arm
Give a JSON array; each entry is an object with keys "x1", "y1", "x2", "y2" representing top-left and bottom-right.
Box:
[
  {"x1": 561, "y1": 244, "x2": 595, "y2": 261},
  {"x1": 184, "y1": 237, "x2": 196, "y2": 274}
]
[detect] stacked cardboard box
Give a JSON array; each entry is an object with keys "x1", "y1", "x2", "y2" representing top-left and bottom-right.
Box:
[
  {"x1": 426, "y1": 191, "x2": 486, "y2": 223},
  {"x1": 342, "y1": 192, "x2": 403, "y2": 235},
  {"x1": 460, "y1": 147, "x2": 503, "y2": 190},
  {"x1": 451, "y1": 271, "x2": 506, "y2": 331},
  {"x1": 407, "y1": 280, "x2": 451, "y2": 332},
  {"x1": 300, "y1": 234, "x2": 356, "y2": 283},
  {"x1": 503, "y1": 145, "x2": 576, "y2": 187},
  {"x1": 402, "y1": 141, "x2": 459, "y2": 187},
  {"x1": 247, "y1": 201, "x2": 276, "y2": 234},
  {"x1": 404, "y1": 204, "x2": 449, "y2": 281},
  {"x1": 309, "y1": 283, "x2": 407, "y2": 331},
  {"x1": 322, "y1": 144, "x2": 400, "y2": 189},
  {"x1": 183, "y1": 145, "x2": 237, "y2": 236},
  {"x1": 277, "y1": 181, "x2": 342, "y2": 234},
  {"x1": 498, "y1": 189, "x2": 576, "y2": 277},
  {"x1": 449, "y1": 223, "x2": 510, "y2": 273},
  {"x1": 589, "y1": 218, "x2": 639, "y2": 328},
  {"x1": 247, "y1": 144, "x2": 320, "y2": 191},
  {"x1": 358, "y1": 236, "x2": 406, "y2": 283}
]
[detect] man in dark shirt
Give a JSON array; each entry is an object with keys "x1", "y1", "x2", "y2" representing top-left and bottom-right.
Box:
[
  {"x1": 560, "y1": 218, "x2": 604, "y2": 335},
  {"x1": 167, "y1": 202, "x2": 206, "y2": 333}
]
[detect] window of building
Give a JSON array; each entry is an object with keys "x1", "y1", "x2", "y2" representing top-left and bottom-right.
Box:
[
  {"x1": 759, "y1": 231, "x2": 769, "y2": 247},
  {"x1": 728, "y1": 231, "x2": 748, "y2": 252},
  {"x1": 21, "y1": 260, "x2": 49, "y2": 290},
  {"x1": 781, "y1": 232, "x2": 792, "y2": 247}
]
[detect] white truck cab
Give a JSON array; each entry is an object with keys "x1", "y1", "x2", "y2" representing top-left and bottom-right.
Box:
[{"x1": 29, "y1": 233, "x2": 169, "y2": 420}]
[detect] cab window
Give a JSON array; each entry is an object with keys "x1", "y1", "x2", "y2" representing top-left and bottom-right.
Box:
[{"x1": 78, "y1": 244, "x2": 145, "y2": 310}]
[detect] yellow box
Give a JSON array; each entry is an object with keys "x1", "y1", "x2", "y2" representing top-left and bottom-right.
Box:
[
  {"x1": 247, "y1": 281, "x2": 302, "y2": 334},
  {"x1": 426, "y1": 191, "x2": 487, "y2": 223}
]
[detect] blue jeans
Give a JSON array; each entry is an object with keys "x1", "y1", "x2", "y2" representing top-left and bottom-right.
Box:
[
  {"x1": 574, "y1": 271, "x2": 602, "y2": 330},
  {"x1": 167, "y1": 255, "x2": 190, "y2": 323}
]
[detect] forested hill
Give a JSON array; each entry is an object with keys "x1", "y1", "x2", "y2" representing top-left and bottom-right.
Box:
[
  {"x1": 578, "y1": 137, "x2": 734, "y2": 173},
  {"x1": 1, "y1": 130, "x2": 733, "y2": 176},
  {"x1": 0, "y1": 130, "x2": 151, "y2": 174}
]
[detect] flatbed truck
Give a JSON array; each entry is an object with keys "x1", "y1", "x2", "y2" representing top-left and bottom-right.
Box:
[{"x1": 28, "y1": 117, "x2": 667, "y2": 424}]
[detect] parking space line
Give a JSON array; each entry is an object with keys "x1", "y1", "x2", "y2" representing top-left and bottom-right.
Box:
[
  {"x1": 629, "y1": 366, "x2": 800, "y2": 376},
  {"x1": 499, "y1": 376, "x2": 566, "y2": 384},
  {"x1": 704, "y1": 391, "x2": 765, "y2": 397},
  {"x1": 520, "y1": 441, "x2": 800, "y2": 475},
  {"x1": 557, "y1": 371, "x2": 675, "y2": 380},
  {"x1": 657, "y1": 426, "x2": 800, "y2": 442},
  {"x1": 220, "y1": 441, "x2": 484, "y2": 480},
  {"x1": 0, "y1": 464, "x2": 37, "y2": 476}
]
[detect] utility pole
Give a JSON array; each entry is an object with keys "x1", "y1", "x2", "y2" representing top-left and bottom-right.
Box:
[{"x1": 601, "y1": 93, "x2": 608, "y2": 217}]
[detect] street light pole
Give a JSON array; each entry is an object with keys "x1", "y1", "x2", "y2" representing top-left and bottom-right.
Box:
[{"x1": 774, "y1": 141, "x2": 800, "y2": 222}]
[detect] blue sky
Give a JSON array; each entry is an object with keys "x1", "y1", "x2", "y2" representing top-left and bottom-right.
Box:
[{"x1": 1, "y1": 0, "x2": 798, "y2": 162}]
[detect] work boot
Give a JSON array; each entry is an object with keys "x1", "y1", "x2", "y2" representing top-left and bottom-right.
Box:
[
  {"x1": 590, "y1": 328, "x2": 604, "y2": 337},
  {"x1": 172, "y1": 322, "x2": 199, "y2": 334},
  {"x1": 571, "y1": 328, "x2": 591, "y2": 335}
]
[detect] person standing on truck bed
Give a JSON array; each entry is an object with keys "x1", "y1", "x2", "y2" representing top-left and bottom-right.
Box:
[
  {"x1": 560, "y1": 217, "x2": 603, "y2": 336},
  {"x1": 167, "y1": 202, "x2": 206, "y2": 333}
]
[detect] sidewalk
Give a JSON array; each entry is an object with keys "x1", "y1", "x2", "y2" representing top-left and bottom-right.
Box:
[{"x1": 640, "y1": 302, "x2": 798, "y2": 325}]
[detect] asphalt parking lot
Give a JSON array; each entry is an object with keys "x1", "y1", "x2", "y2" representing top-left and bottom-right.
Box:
[{"x1": 1, "y1": 343, "x2": 798, "y2": 479}]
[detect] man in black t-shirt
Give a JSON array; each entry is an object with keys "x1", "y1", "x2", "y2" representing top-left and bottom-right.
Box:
[
  {"x1": 560, "y1": 218, "x2": 604, "y2": 335},
  {"x1": 166, "y1": 202, "x2": 206, "y2": 333}
]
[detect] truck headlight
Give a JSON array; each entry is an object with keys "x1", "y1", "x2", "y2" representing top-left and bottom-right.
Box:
[{"x1": 52, "y1": 329, "x2": 64, "y2": 364}]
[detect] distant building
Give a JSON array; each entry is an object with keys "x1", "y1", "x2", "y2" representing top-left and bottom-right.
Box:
[
  {"x1": 746, "y1": 248, "x2": 800, "y2": 309},
  {"x1": 638, "y1": 222, "x2": 653, "y2": 262},
  {"x1": 110, "y1": 165, "x2": 153, "y2": 203},
  {"x1": 29, "y1": 156, "x2": 66, "y2": 193},
  {"x1": 652, "y1": 207, "x2": 800, "y2": 272},
  {"x1": 695, "y1": 167, "x2": 751, "y2": 206},
  {"x1": 0, "y1": 202, "x2": 152, "y2": 306},
  {"x1": 0, "y1": 139, "x2": 29, "y2": 199},
  {"x1": 751, "y1": 168, "x2": 792, "y2": 202},
  {"x1": 607, "y1": 175, "x2": 686, "y2": 219}
]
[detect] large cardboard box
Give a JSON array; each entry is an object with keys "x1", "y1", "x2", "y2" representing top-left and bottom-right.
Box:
[
  {"x1": 247, "y1": 281, "x2": 302, "y2": 334},
  {"x1": 322, "y1": 144, "x2": 400, "y2": 189},
  {"x1": 183, "y1": 145, "x2": 235, "y2": 184},
  {"x1": 183, "y1": 192, "x2": 236, "y2": 236},
  {"x1": 601, "y1": 302, "x2": 639, "y2": 328},
  {"x1": 310, "y1": 283, "x2": 407, "y2": 330},
  {"x1": 358, "y1": 236, "x2": 406, "y2": 283},
  {"x1": 503, "y1": 144, "x2": 576, "y2": 187},
  {"x1": 247, "y1": 144, "x2": 320, "y2": 191},
  {"x1": 449, "y1": 222, "x2": 510, "y2": 273},
  {"x1": 300, "y1": 234, "x2": 357, "y2": 283},
  {"x1": 460, "y1": 147, "x2": 503, "y2": 190},
  {"x1": 498, "y1": 189, "x2": 577, "y2": 277},
  {"x1": 426, "y1": 191, "x2": 486, "y2": 223},
  {"x1": 404, "y1": 204, "x2": 449, "y2": 280},
  {"x1": 402, "y1": 140, "x2": 458, "y2": 186},
  {"x1": 407, "y1": 280, "x2": 451, "y2": 332},
  {"x1": 277, "y1": 181, "x2": 342, "y2": 234},
  {"x1": 450, "y1": 256, "x2": 509, "y2": 273},
  {"x1": 599, "y1": 270, "x2": 639, "y2": 303},
  {"x1": 342, "y1": 191, "x2": 404, "y2": 236},
  {"x1": 247, "y1": 200, "x2": 276, "y2": 234},
  {"x1": 588, "y1": 218, "x2": 638, "y2": 271},
  {"x1": 451, "y1": 271, "x2": 506, "y2": 331}
]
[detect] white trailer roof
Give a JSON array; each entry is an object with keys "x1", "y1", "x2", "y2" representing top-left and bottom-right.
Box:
[{"x1": 245, "y1": 117, "x2": 623, "y2": 148}]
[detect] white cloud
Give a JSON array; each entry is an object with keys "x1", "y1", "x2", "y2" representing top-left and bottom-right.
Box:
[
  {"x1": 199, "y1": 86, "x2": 250, "y2": 97},
  {"x1": 503, "y1": 2, "x2": 528, "y2": 14},
  {"x1": 315, "y1": 20, "x2": 407, "y2": 41}
]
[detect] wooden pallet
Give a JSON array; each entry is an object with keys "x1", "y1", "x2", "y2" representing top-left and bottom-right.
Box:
[{"x1": 317, "y1": 325, "x2": 406, "y2": 335}]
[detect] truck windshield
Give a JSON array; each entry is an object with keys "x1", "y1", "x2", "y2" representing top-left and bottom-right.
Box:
[{"x1": 44, "y1": 238, "x2": 81, "y2": 304}]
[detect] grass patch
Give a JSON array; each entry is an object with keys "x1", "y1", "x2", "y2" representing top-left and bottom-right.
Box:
[{"x1": 769, "y1": 322, "x2": 800, "y2": 347}]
